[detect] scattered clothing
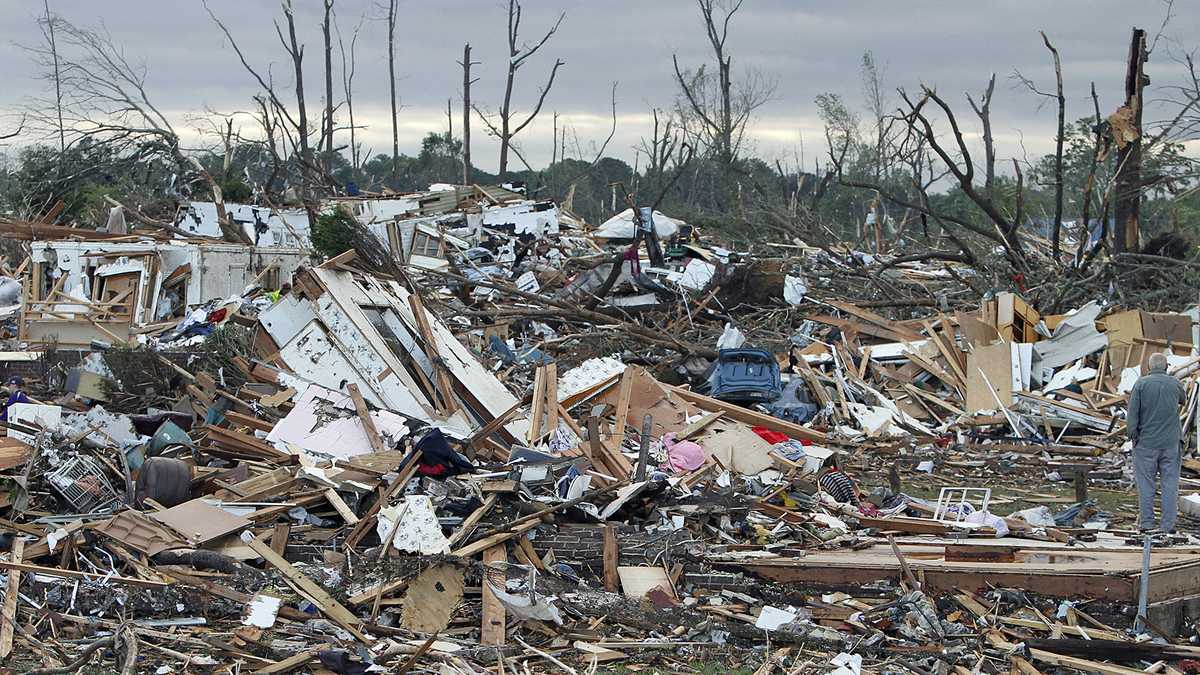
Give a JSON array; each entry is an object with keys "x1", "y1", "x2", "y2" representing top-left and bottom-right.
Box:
[
  {"x1": 414, "y1": 427, "x2": 475, "y2": 479},
  {"x1": 819, "y1": 469, "x2": 859, "y2": 505},
  {"x1": 661, "y1": 432, "x2": 706, "y2": 472}
]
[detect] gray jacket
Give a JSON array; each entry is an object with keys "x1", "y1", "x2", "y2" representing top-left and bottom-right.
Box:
[{"x1": 1127, "y1": 371, "x2": 1186, "y2": 450}]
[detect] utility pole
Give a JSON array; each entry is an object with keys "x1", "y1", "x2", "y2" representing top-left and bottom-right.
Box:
[{"x1": 1114, "y1": 28, "x2": 1148, "y2": 254}]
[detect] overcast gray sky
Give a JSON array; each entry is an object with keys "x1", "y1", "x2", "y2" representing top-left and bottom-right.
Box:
[{"x1": 1, "y1": 0, "x2": 1198, "y2": 174}]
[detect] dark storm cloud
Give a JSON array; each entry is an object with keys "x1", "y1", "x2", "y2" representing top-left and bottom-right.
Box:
[{"x1": 2, "y1": 0, "x2": 1197, "y2": 171}]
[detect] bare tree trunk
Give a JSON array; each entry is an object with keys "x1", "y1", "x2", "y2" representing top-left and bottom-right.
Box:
[
  {"x1": 460, "y1": 43, "x2": 474, "y2": 185},
  {"x1": 322, "y1": 0, "x2": 335, "y2": 175},
  {"x1": 967, "y1": 74, "x2": 996, "y2": 199},
  {"x1": 492, "y1": 0, "x2": 564, "y2": 181},
  {"x1": 1114, "y1": 27, "x2": 1147, "y2": 254},
  {"x1": 500, "y1": 2, "x2": 516, "y2": 179},
  {"x1": 337, "y1": 13, "x2": 362, "y2": 179},
  {"x1": 1075, "y1": 82, "x2": 1103, "y2": 263},
  {"x1": 1042, "y1": 32, "x2": 1066, "y2": 260},
  {"x1": 42, "y1": 0, "x2": 64, "y2": 157},
  {"x1": 279, "y1": 1, "x2": 313, "y2": 217},
  {"x1": 387, "y1": 0, "x2": 399, "y2": 186}
]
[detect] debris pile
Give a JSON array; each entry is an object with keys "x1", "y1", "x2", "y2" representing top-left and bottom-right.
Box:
[{"x1": 0, "y1": 185, "x2": 1199, "y2": 673}]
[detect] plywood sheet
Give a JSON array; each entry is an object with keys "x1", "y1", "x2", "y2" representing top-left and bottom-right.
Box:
[
  {"x1": 151, "y1": 498, "x2": 252, "y2": 546},
  {"x1": 966, "y1": 341, "x2": 1013, "y2": 413},
  {"x1": 400, "y1": 564, "x2": 465, "y2": 633},
  {"x1": 617, "y1": 566, "x2": 676, "y2": 600}
]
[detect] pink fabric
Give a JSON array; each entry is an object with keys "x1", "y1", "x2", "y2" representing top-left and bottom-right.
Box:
[{"x1": 661, "y1": 432, "x2": 707, "y2": 472}]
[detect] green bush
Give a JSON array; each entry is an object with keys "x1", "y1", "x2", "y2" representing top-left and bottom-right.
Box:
[{"x1": 311, "y1": 208, "x2": 358, "y2": 260}]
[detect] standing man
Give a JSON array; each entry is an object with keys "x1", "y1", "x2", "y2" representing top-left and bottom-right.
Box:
[{"x1": 1127, "y1": 352, "x2": 1187, "y2": 533}]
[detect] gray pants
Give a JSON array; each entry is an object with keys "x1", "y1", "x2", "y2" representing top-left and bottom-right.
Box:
[{"x1": 1133, "y1": 446, "x2": 1180, "y2": 531}]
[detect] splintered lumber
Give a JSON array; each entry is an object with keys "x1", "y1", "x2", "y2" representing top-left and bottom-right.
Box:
[
  {"x1": 250, "y1": 644, "x2": 329, "y2": 675},
  {"x1": 603, "y1": 524, "x2": 620, "y2": 593},
  {"x1": 0, "y1": 561, "x2": 166, "y2": 588},
  {"x1": 240, "y1": 532, "x2": 369, "y2": 643},
  {"x1": 678, "y1": 411, "x2": 724, "y2": 440},
  {"x1": 407, "y1": 293, "x2": 459, "y2": 415},
  {"x1": 446, "y1": 494, "x2": 497, "y2": 547},
  {"x1": 667, "y1": 386, "x2": 825, "y2": 443},
  {"x1": 0, "y1": 539, "x2": 23, "y2": 658},
  {"x1": 161, "y1": 568, "x2": 310, "y2": 621},
  {"x1": 481, "y1": 545, "x2": 507, "y2": 646},
  {"x1": 346, "y1": 383, "x2": 386, "y2": 454},
  {"x1": 324, "y1": 489, "x2": 360, "y2": 525},
  {"x1": 345, "y1": 451, "x2": 422, "y2": 548}
]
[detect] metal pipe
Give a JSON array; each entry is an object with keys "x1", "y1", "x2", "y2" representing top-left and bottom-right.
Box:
[{"x1": 1136, "y1": 534, "x2": 1152, "y2": 634}]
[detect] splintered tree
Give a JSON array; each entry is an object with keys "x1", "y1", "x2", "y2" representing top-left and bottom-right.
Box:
[
  {"x1": 671, "y1": 0, "x2": 773, "y2": 169},
  {"x1": 24, "y1": 12, "x2": 248, "y2": 242},
  {"x1": 336, "y1": 12, "x2": 365, "y2": 178},
  {"x1": 459, "y1": 43, "x2": 479, "y2": 185},
  {"x1": 204, "y1": 0, "x2": 323, "y2": 220},
  {"x1": 475, "y1": 0, "x2": 565, "y2": 180},
  {"x1": 1114, "y1": 27, "x2": 1148, "y2": 254},
  {"x1": 321, "y1": 0, "x2": 336, "y2": 175},
  {"x1": 385, "y1": 0, "x2": 400, "y2": 186}
]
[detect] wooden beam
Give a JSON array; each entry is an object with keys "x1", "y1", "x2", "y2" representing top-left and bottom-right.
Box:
[
  {"x1": 481, "y1": 545, "x2": 507, "y2": 646},
  {"x1": 0, "y1": 560, "x2": 165, "y2": 588},
  {"x1": 346, "y1": 383, "x2": 386, "y2": 454},
  {"x1": 324, "y1": 489, "x2": 360, "y2": 525},
  {"x1": 0, "y1": 539, "x2": 23, "y2": 658},
  {"x1": 240, "y1": 533, "x2": 369, "y2": 643},
  {"x1": 667, "y1": 385, "x2": 826, "y2": 443},
  {"x1": 406, "y1": 293, "x2": 459, "y2": 415},
  {"x1": 603, "y1": 525, "x2": 619, "y2": 593}
]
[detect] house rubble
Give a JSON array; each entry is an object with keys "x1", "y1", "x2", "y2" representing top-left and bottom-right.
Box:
[{"x1": 0, "y1": 190, "x2": 1198, "y2": 673}]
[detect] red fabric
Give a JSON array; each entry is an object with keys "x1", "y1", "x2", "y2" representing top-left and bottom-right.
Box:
[
  {"x1": 208, "y1": 308, "x2": 228, "y2": 324},
  {"x1": 752, "y1": 427, "x2": 790, "y2": 444},
  {"x1": 417, "y1": 462, "x2": 450, "y2": 477}
]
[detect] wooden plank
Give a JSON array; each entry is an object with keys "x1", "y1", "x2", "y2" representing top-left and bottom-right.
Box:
[
  {"x1": 324, "y1": 489, "x2": 360, "y2": 525},
  {"x1": 446, "y1": 494, "x2": 496, "y2": 547},
  {"x1": 544, "y1": 362, "x2": 558, "y2": 435},
  {"x1": 603, "y1": 524, "x2": 619, "y2": 593},
  {"x1": 527, "y1": 365, "x2": 547, "y2": 443},
  {"x1": 346, "y1": 383, "x2": 385, "y2": 455},
  {"x1": 451, "y1": 520, "x2": 539, "y2": 559},
  {"x1": 250, "y1": 645, "x2": 329, "y2": 675},
  {"x1": 1029, "y1": 648, "x2": 1148, "y2": 675},
  {"x1": 407, "y1": 293, "x2": 458, "y2": 415},
  {"x1": 611, "y1": 369, "x2": 634, "y2": 444},
  {"x1": 0, "y1": 539, "x2": 23, "y2": 658},
  {"x1": 0, "y1": 560, "x2": 165, "y2": 588},
  {"x1": 348, "y1": 578, "x2": 410, "y2": 607},
  {"x1": 239, "y1": 533, "x2": 369, "y2": 643},
  {"x1": 270, "y1": 522, "x2": 290, "y2": 557},
  {"x1": 667, "y1": 386, "x2": 825, "y2": 443},
  {"x1": 678, "y1": 411, "x2": 724, "y2": 441},
  {"x1": 481, "y1": 545, "x2": 507, "y2": 646}
]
